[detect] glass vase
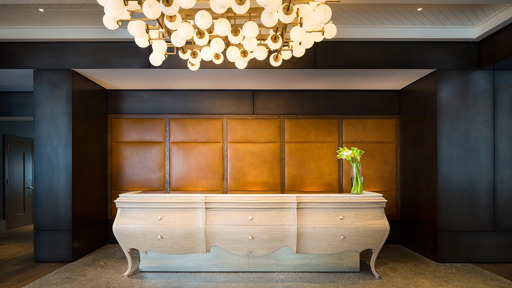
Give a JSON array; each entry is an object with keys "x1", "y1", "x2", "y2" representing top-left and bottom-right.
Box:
[{"x1": 351, "y1": 163, "x2": 363, "y2": 194}]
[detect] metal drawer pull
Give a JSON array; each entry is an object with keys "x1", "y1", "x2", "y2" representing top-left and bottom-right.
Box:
[
  {"x1": 340, "y1": 235, "x2": 345, "y2": 239},
  {"x1": 249, "y1": 235, "x2": 254, "y2": 240},
  {"x1": 157, "y1": 235, "x2": 163, "y2": 239},
  {"x1": 248, "y1": 216, "x2": 254, "y2": 220},
  {"x1": 157, "y1": 216, "x2": 163, "y2": 220},
  {"x1": 339, "y1": 216, "x2": 344, "y2": 220}
]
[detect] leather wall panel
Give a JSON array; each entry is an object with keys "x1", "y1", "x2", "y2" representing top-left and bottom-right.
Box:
[
  {"x1": 285, "y1": 119, "x2": 338, "y2": 142},
  {"x1": 112, "y1": 119, "x2": 165, "y2": 142},
  {"x1": 228, "y1": 119, "x2": 280, "y2": 143},
  {"x1": 227, "y1": 119, "x2": 281, "y2": 193},
  {"x1": 170, "y1": 143, "x2": 223, "y2": 192},
  {"x1": 343, "y1": 119, "x2": 396, "y2": 143},
  {"x1": 228, "y1": 143, "x2": 281, "y2": 193},
  {"x1": 111, "y1": 143, "x2": 165, "y2": 191},
  {"x1": 170, "y1": 119, "x2": 222, "y2": 142}
]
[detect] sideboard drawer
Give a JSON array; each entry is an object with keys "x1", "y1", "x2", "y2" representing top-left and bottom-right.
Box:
[
  {"x1": 115, "y1": 225, "x2": 206, "y2": 254},
  {"x1": 206, "y1": 209, "x2": 296, "y2": 226},
  {"x1": 297, "y1": 208, "x2": 382, "y2": 227},
  {"x1": 116, "y1": 208, "x2": 204, "y2": 227},
  {"x1": 206, "y1": 226, "x2": 296, "y2": 256}
]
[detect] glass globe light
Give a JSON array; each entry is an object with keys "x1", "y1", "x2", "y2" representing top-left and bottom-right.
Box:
[
  {"x1": 302, "y1": 13, "x2": 316, "y2": 31},
  {"x1": 242, "y1": 21, "x2": 259, "y2": 39},
  {"x1": 214, "y1": 18, "x2": 231, "y2": 37},
  {"x1": 297, "y1": 4, "x2": 313, "y2": 17},
  {"x1": 314, "y1": 4, "x2": 332, "y2": 24},
  {"x1": 312, "y1": 31, "x2": 324, "y2": 42},
  {"x1": 178, "y1": 21, "x2": 194, "y2": 40},
  {"x1": 178, "y1": 49, "x2": 190, "y2": 60},
  {"x1": 104, "y1": 0, "x2": 125, "y2": 20},
  {"x1": 301, "y1": 33, "x2": 314, "y2": 49},
  {"x1": 315, "y1": 0, "x2": 326, "y2": 2},
  {"x1": 266, "y1": 33, "x2": 282, "y2": 50},
  {"x1": 290, "y1": 25, "x2": 305, "y2": 42},
  {"x1": 269, "y1": 52, "x2": 282, "y2": 67},
  {"x1": 210, "y1": 37, "x2": 226, "y2": 53},
  {"x1": 255, "y1": 0, "x2": 269, "y2": 8},
  {"x1": 149, "y1": 52, "x2": 165, "y2": 66},
  {"x1": 127, "y1": 1, "x2": 141, "y2": 10},
  {"x1": 121, "y1": 8, "x2": 131, "y2": 20},
  {"x1": 178, "y1": 0, "x2": 196, "y2": 9},
  {"x1": 232, "y1": 0, "x2": 250, "y2": 15},
  {"x1": 152, "y1": 40, "x2": 168, "y2": 53},
  {"x1": 214, "y1": 0, "x2": 233, "y2": 9},
  {"x1": 170, "y1": 31, "x2": 186, "y2": 47},
  {"x1": 160, "y1": 0, "x2": 179, "y2": 16},
  {"x1": 135, "y1": 36, "x2": 150, "y2": 48},
  {"x1": 97, "y1": 0, "x2": 107, "y2": 6},
  {"x1": 189, "y1": 50, "x2": 202, "y2": 64},
  {"x1": 128, "y1": 20, "x2": 147, "y2": 37},
  {"x1": 253, "y1": 45, "x2": 268, "y2": 61},
  {"x1": 188, "y1": 60, "x2": 200, "y2": 71},
  {"x1": 164, "y1": 14, "x2": 182, "y2": 30},
  {"x1": 243, "y1": 37, "x2": 258, "y2": 52},
  {"x1": 149, "y1": 29, "x2": 160, "y2": 39},
  {"x1": 201, "y1": 46, "x2": 214, "y2": 61},
  {"x1": 323, "y1": 22, "x2": 337, "y2": 39},
  {"x1": 142, "y1": 0, "x2": 162, "y2": 20},
  {"x1": 292, "y1": 44, "x2": 305, "y2": 57},
  {"x1": 282, "y1": 50, "x2": 292, "y2": 60},
  {"x1": 261, "y1": 10, "x2": 278, "y2": 28},
  {"x1": 103, "y1": 15, "x2": 120, "y2": 30},
  {"x1": 212, "y1": 53, "x2": 224, "y2": 64},
  {"x1": 235, "y1": 60, "x2": 248, "y2": 69},
  {"x1": 239, "y1": 49, "x2": 250, "y2": 62},
  {"x1": 210, "y1": 0, "x2": 228, "y2": 14},
  {"x1": 194, "y1": 29, "x2": 209, "y2": 46},
  {"x1": 228, "y1": 27, "x2": 243, "y2": 44},
  {"x1": 226, "y1": 46, "x2": 240, "y2": 62},
  {"x1": 195, "y1": 10, "x2": 213, "y2": 30},
  {"x1": 265, "y1": 0, "x2": 282, "y2": 13},
  {"x1": 277, "y1": 4, "x2": 296, "y2": 24}
]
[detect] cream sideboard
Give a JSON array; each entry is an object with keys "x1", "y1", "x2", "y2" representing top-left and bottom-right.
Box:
[{"x1": 113, "y1": 192, "x2": 390, "y2": 278}]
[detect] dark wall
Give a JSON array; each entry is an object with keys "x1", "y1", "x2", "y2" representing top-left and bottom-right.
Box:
[
  {"x1": 480, "y1": 24, "x2": 512, "y2": 69},
  {"x1": 0, "y1": 92, "x2": 34, "y2": 116},
  {"x1": 400, "y1": 71, "x2": 438, "y2": 260},
  {"x1": 34, "y1": 70, "x2": 107, "y2": 262}
]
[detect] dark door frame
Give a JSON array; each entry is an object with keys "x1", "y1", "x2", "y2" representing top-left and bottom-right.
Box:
[{"x1": 3, "y1": 134, "x2": 34, "y2": 229}]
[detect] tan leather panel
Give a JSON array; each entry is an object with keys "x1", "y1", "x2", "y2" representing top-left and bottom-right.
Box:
[
  {"x1": 170, "y1": 143, "x2": 223, "y2": 192},
  {"x1": 228, "y1": 119, "x2": 280, "y2": 143},
  {"x1": 112, "y1": 143, "x2": 165, "y2": 191},
  {"x1": 170, "y1": 119, "x2": 222, "y2": 142},
  {"x1": 228, "y1": 143, "x2": 281, "y2": 192},
  {"x1": 381, "y1": 191, "x2": 397, "y2": 217},
  {"x1": 112, "y1": 119, "x2": 165, "y2": 142},
  {"x1": 343, "y1": 119, "x2": 396, "y2": 142},
  {"x1": 342, "y1": 143, "x2": 397, "y2": 193},
  {"x1": 285, "y1": 143, "x2": 339, "y2": 193},
  {"x1": 285, "y1": 119, "x2": 338, "y2": 142}
]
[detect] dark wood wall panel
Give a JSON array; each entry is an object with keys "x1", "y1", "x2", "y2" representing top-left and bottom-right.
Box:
[
  {"x1": 107, "y1": 90, "x2": 253, "y2": 114},
  {"x1": 480, "y1": 24, "x2": 512, "y2": 69},
  {"x1": 437, "y1": 70, "x2": 494, "y2": 232},
  {"x1": 438, "y1": 232, "x2": 512, "y2": 262},
  {"x1": 399, "y1": 71, "x2": 439, "y2": 260},
  {"x1": 494, "y1": 71, "x2": 512, "y2": 231},
  {"x1": 254, "y1": 91, "x2": 400, "y2": 115}
]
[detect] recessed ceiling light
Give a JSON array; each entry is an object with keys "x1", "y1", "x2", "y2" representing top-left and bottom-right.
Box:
[
  {"x1": 417, "y1": 8, "x2": 423, "y2": 11},
  {"x1": 38, "y1": 8, "x2": 44, "y2": 12}
]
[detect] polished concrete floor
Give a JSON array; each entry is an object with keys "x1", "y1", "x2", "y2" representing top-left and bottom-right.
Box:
[{"x1": 25, "y1": 245, "x2": 512, "y2": 288}]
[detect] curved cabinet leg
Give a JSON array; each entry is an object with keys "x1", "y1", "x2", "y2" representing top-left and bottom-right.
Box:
[
  {"x1": 370, "y1": 248, "x2": 382, "y2": 279},
  {"x1": 121, "y1": 248, "x2": 134, "y2": 278}
]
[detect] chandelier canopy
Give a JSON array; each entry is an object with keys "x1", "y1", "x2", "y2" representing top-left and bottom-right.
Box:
[{"x1": 99, "y1": 0, "x2": 337, "y2": 70}]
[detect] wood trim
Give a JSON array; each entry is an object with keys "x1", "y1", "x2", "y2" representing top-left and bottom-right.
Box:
[
  {"x1": 280, "y1": 119, "x2": 285, "y2": 194},
  {"x1": 165, "y1": 118, "x2": 170, "y2": 194},
  {"x1": 107, "y1": 118, "x2": 112, "y2": 218}
]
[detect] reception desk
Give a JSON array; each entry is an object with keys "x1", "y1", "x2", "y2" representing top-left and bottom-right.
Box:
[{"x1": 113, "y1": 192, "x2": 389, "y2": 278}]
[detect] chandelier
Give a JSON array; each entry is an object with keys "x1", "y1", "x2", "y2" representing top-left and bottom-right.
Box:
[{"x1": 98, "y1": 0, "x2": 337, "y2": 70}]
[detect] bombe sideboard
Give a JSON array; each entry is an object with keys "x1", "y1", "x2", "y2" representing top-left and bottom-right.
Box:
[{"x1": 113, "y1": 191, "x2": 390, "y2": 278}]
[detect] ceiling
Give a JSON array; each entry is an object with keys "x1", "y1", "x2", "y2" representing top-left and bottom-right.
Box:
[
  {"x1": 0, "y1": 0, "x2": 511, "y2": 41},
  {"x1": 75, "y1": 69, "x2": 434, "y2": 90}
]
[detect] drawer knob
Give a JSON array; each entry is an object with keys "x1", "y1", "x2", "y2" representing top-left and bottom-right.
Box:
[
  {"x1": 339, "y1": 216, "x2": 344, "y2": 220},
  {"x1": 248, "y1": 216, "x2": 254, "y2": 221},
  {"x1": 249, "y1": 235, "x2": 254, "y2": 240},
  {"x1": 157, "y1": 216, "x2": 163, "y2": 220},
  {"x1": 340, "y1": 235, "x2": 345, "y2": 239},
  {"x1": 157, "y1": 235, "x2": 163, "y2": 239}
]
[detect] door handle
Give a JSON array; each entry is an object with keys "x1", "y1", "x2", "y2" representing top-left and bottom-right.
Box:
[{"x1": 26, "y1": 186, "x2": 34, "y2": 189}]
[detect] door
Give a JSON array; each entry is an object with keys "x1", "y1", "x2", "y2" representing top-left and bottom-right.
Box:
[{"x1": 4, "y1": 135, "x2": 33, "y2": 230}]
